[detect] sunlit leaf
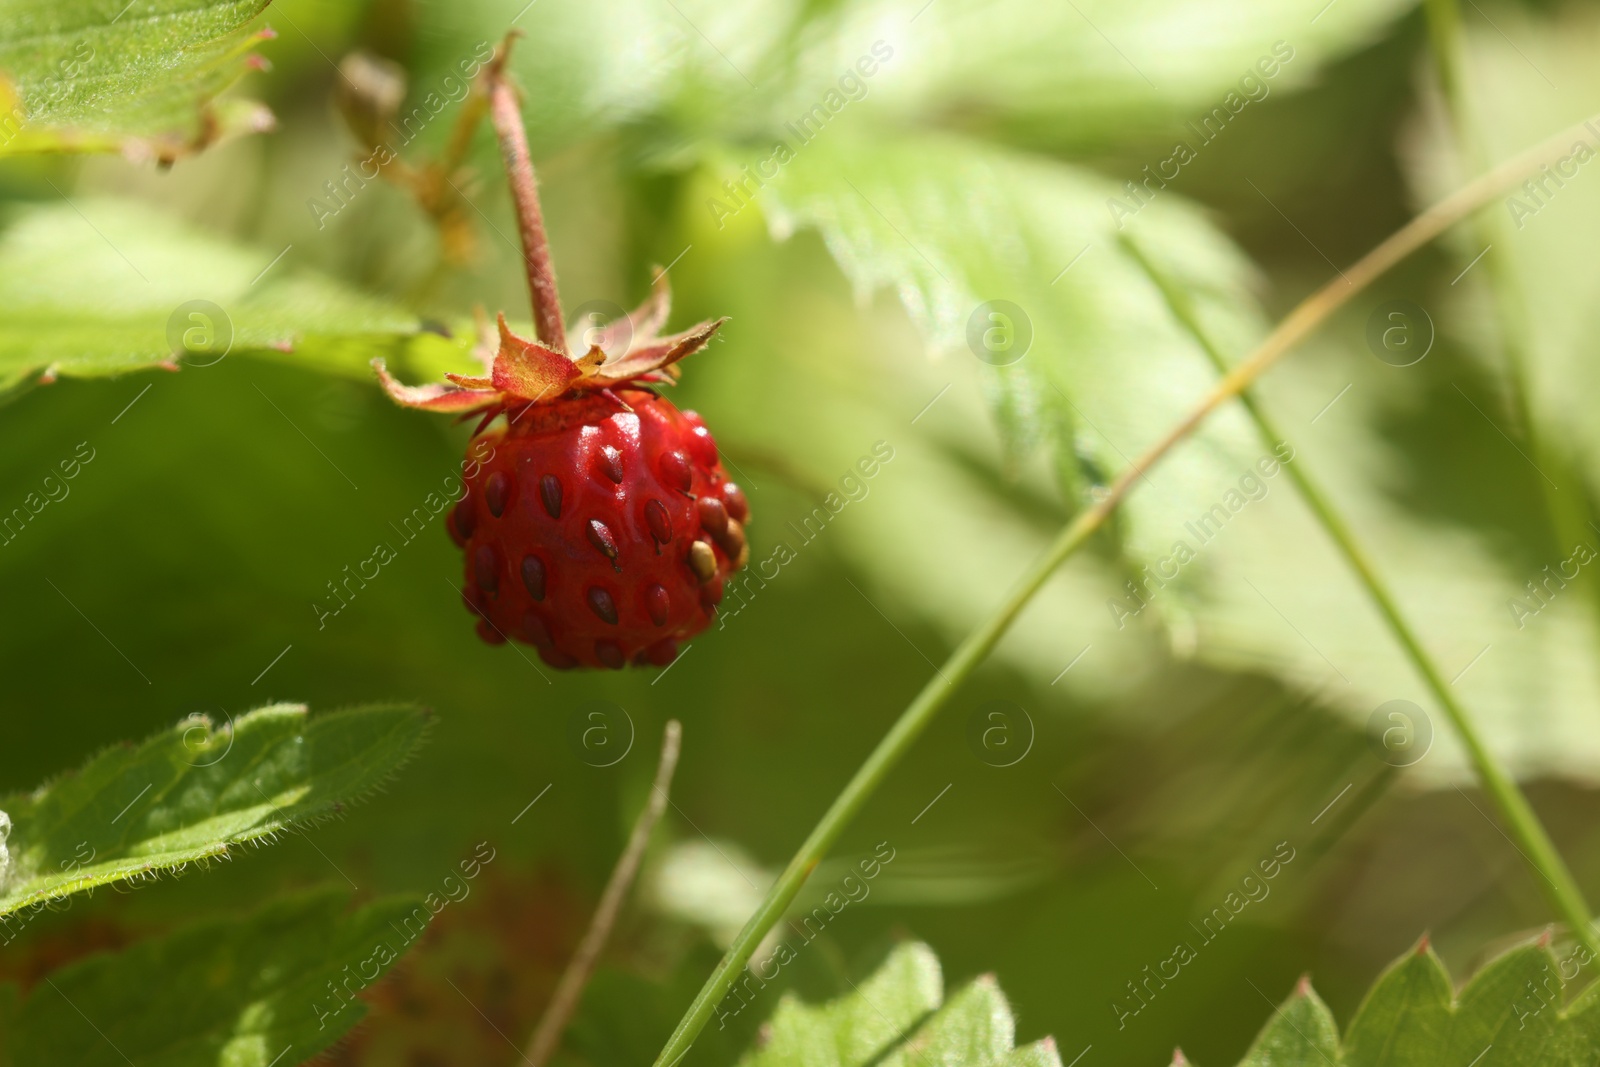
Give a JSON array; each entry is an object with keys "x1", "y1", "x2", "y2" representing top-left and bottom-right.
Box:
[
  {"x1": 408, "y1": 0, "x2": 804, "y2": 158},
  {"x1": 745, "y1": 125, "x2": 1267, "y2": 502},
  {"x1": 720, "y1": 121, "x2": 1600, "y2": 781},
  {"x1": 705, "y1": 124, "x2": 1265, "y2": 694},
  {"x1": 0, "y1": 198, "x2": 466, "y2": 397},
  {"x1": 0, "y1": 702, "x2": 431, "y2": 917},
  {"x1": 0, "y1": 0, "x2": 275, "y2": 159},
  {"x1": 736, "y1": 941, "x2": 1060, "y2": 1067},
  {"x1": 785, "y1": 0, "x2": 1416, "y2": 151}
]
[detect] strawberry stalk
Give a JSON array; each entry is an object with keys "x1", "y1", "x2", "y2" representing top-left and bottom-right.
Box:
[{"x1": 486, "y1": 37, "x2": 568, "y2": 354}]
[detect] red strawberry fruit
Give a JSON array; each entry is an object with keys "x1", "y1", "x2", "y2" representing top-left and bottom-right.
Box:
[{"x1": 372, "y1": 37, "x2": 747, "y2": 669}]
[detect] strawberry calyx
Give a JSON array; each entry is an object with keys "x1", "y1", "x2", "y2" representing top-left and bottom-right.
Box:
[{"x1": 373, "y1": 272, "x2": 726, "y2": 414}]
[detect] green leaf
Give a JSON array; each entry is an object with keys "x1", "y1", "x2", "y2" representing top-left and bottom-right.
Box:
[
  {"x1": 1232, "y1": 979, "x2": 1339, "y2": 1067},
  {"x1": 747, "y1": 126, "x2": 1264, "y2": 482},
  {"x1": 712, "y1": 124, "x2": 1263, "y2": 689},
  {"x1": 0, "y1": 0, "x2": 274, "y2": 159},
  {"x1": 783, "y1": 0, "x2": 1416, "y2": 151},
  {"x1": 0, "y1": 702, "x2": 431, "y2": 918},
  {"x1": 410, "y1": 0, "x2": 1413, "y2": 158},
  {"x1": 1410, "y1": 7, "x2": 1600, "y2": 517},
  {"x1": 0, "y1": 197, "x2": 462, "y2": 396},
  {"x1": 718, "y1": 119, "x2": 1600, "y2": 782},
  {"x1": 10, "y1": 887, "x2": 429, "y2": 1066},
  {"x1": 736, "y1": 942, "x2": 1060, "y2": 1067},
  {"x1": 1103, "y1": 0, "x2": 1600, "y2": 790},
  {"x1": 1204, "y1": 936, "x2": 1600, "y2": 1066},
  {"x1": 408, "y1": 0, "x2": 801, "y2": 158}
]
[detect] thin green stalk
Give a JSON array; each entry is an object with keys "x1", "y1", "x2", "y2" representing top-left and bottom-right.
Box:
[
  {"x1": 652, "y1": 111, "x2": 1600, "y2": 1067},
  {"x1": 1122, "y1": 233, "x2": 1600, "y2": 959},
  {"x1": 652, "y1": 501, "x2": 1108, "y2": 1064},
  {"x1": 525, "y1": 721, "x2": 682, "y2": 1066},
  {"x1": 1422, "y1": 0, "x2": 1594, "y2": 562}
]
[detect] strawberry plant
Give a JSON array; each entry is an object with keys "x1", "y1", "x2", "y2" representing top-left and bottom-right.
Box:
[{"x1": 5, "y1": 1, "x2": 1600, "y2": 1066}]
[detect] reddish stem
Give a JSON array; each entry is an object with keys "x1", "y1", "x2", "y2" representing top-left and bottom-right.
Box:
[{"x1": 486, "y1": 46, "x2": 567, "y2": 353}]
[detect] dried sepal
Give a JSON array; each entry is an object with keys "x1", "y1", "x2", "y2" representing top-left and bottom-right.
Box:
[
  {"x1": 591, "y1": 316, "x2": 727, "y2": 386},
  {"x1": 491, "y1": 313, "x2": 582, "y2": 400},
  {"x1": 372, "y1": 357, "x2": 498, "y2": 412}
]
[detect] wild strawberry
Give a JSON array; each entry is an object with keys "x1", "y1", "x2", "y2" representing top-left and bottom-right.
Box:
[{"x1": 372, "y1": 36, "x2": 747, "y2": 669}]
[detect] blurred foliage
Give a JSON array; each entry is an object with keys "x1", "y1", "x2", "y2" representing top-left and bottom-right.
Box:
[
  {"x1": 0, "y1": 0, "x2": 274, "y2": 160},
  {"x1": 5, "y1": 0, "x2": 1600, "y2": 1065},
  {"x1": 0, "y1": 888, "x2": 426, "y2": 1066}
]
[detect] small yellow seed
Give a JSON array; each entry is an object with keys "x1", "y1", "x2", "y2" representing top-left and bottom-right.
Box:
[{"x1": 688, "y1": 540, "x2": 717, "y2": 582}]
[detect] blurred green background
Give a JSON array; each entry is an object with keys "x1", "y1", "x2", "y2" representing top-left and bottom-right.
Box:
[{"x1": 6, "y1": 0, "x2": 1600, "y2": 1064}]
